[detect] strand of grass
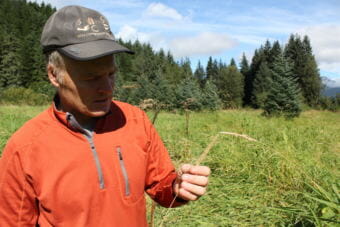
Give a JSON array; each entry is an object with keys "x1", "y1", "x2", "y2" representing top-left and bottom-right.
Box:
[
  {"x1": 307, "y1": 205, "x2": 321, "y2": 226},
  {"x1": 159, "y1": 131, "x2": 261, "y2": 226},
  {"x1": 159, "y1": 134, "x2": 220, "y2": 227},
  {"x1": 195, "y1": 134, "x2": 220, "y2": 165},
  {"x1": 185, "y1": 109, "x2": 190, "y2": 138},
  {"x1": 219, "y1": 131, "x2": 258, "y2": 142}
]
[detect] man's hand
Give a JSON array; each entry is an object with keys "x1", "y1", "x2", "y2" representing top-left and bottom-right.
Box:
[{"x1": 173, "y1": 164, "x2": 210, "y2": 201}]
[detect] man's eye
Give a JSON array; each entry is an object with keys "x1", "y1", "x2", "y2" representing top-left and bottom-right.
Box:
[{"x1": 86, "y1": 77, "x2": 97, "y2": 81}]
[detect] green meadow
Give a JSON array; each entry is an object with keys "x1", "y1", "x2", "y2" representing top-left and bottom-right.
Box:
[{"x1": 0, "y1": 105, "x2": 339, "y2": 226}]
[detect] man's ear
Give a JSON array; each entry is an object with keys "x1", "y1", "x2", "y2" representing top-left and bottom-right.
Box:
[{"x1": 47, "y1": 64, "x2": 61, "y2": 88}]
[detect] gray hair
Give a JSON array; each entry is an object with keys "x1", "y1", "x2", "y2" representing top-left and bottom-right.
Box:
[
  {"x1": 46, "y1": 51, "x2": 65, "y2": 84},
  {"x1": 46, "y1": 51, "x2": 117, "y2": 85}
]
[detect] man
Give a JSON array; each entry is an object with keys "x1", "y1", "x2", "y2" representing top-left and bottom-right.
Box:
[{"x1": 0, "y1": 5, "x2": 210, "y2": 226}]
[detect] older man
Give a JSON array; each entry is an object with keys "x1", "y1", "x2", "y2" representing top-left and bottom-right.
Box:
[{"x1": 0, "y1": 5, "x2": 210, "y2": 226}]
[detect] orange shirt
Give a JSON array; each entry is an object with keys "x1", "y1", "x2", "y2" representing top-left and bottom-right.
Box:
[{"x1": 0, "y1": 101, "x2": 184, "y2": 226}]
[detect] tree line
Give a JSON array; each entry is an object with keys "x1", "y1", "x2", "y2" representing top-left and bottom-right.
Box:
[{"x1": 1, "y1": 0, "x2": 339, "y2": 115}]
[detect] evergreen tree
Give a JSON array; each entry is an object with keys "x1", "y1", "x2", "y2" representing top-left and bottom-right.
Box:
[
  {"x1": 263, "y1": 40, "x2": 272, "y2": 62},
  {"x1": 244, "y1": 49, "x2": 262, "y2": 106},
  {"x1": 229, "y1": 58, "x2": 236, "y2": 67},
  {"x1": 201, "y1": 79, "x2": 221, "y2": 110},
  {"x1": 116, "y1": 39, "x2": 135, "y2": 82},
  {"x1": 301, "y1": 36, "x2": 322, "y2": 107},
  {"x1": 240, "y1": 53, "x2": 250, "y2": 77},
  {"x1": 263, "y1": 54, "x2": 301, "y2": 118},
  {"x1": 150, "y1": 73, "x2": 175, "y2": 109},
  {"x1": 284, "y1": 34, "x2": 322, "y2": 107},
  {"x1": 251, "y1": 61, "x2": 272, "y2": 108},
  {"x1": 206, "y1": 57, "x2": 219, "y2": 80},
  {"x1": 175, "y1": 77, "x2": 203, "y2": 111},
  {"x1": 268, "y1": 41, "x2": 282, "y2": 69},
  {"x1": 128, "y1": 75, "x2": 154, "y2": 105},
  {"x1": 113, "y1": 72, "x2": 130, "y2": 102},
  {"x1": 194, "y1": 61, "x2": 205, "y2": 88},
  {"x1": 240, "y1": 53, "x2": 250, "y2": 106},
  {"x1": 31, "y1": 40, "x2": 48, "y2": 84},
  {"x1": 19, "y1": 33, "x2": 36, "y2": 87},
  {"x1": 0, "y1": 33, "x2": 23, "y2": 88},
  {"x1": 179, "y1": 58, "x2": 193, "y2": 79},
  {"x1": 0, "y1": 0, "x2": 55, "y2": 90},
  {"x1": 216, "y1": 65, "x2": 244, "y2": 108}
]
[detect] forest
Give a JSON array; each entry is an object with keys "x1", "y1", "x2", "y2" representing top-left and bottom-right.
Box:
[{"x1": 0, "y1": 0, "x2": 339, "y2": 115}]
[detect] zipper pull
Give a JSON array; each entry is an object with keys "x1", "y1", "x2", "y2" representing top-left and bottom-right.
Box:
[{"x1": 117, "y1": 147, "x2": 123, "y2": 160}]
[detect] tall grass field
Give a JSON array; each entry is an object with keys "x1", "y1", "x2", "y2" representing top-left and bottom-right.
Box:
[{"x1": 0, "y1": 105, "x2": 339, "y2": 226}]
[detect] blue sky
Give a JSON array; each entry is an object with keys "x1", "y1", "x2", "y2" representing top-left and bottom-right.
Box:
[{"x1": 31, "y1": 0, "x2": 340, "y2": 87}]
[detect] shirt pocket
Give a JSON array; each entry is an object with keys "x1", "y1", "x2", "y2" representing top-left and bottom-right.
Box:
[
  {"x1": 116, "y1": 146, "x2": 130, "y2": 196},
  {"x1": 114, "y1": 145, "x2": 146, "y2": 204}
]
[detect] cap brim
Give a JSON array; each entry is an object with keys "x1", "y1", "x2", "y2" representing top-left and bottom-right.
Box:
[{"x1": 58, "y1": 39, "x2": 134, "y2": 61}]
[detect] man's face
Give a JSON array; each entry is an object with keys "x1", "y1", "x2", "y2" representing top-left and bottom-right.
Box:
[{"x1": 57, "y1": 54, "x2": 116, "y2": 120}]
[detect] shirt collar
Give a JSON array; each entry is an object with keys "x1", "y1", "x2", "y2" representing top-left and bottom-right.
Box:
[{"x1": 50, "y1": 94, "x2": 123, "y2": 134}]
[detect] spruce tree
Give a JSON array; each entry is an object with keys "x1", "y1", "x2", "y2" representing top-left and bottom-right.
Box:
[
  {"x1": 240, "y1": 53, "x2": 250, "y2": 76},
  {"x1": 128, "y1": 75, "x2": 154, "y2": 105},
  {"x1": 240, "y1": 53, "x2": 249, "y2": 107},
  {"x1": 268, "y1": 41, "x2": 282, "y2": 69},
  {"x1": 284, "y1": 34, "x2": 322, "y2": 107},
  {"x1": 175, "y1": 77, "x2": 203, "y2": 111},
  {"x1": 206, "y1": 57, "x2": 219, "y2": 81},
  {"x1": 194, "y1": 61, "x2": 206, "y2": 88},
  {"x1": 301, "y1": 36, "x2": 322, "y2": 107},
  {"x1": 244, "y1": 49, "x2": 262, "y2": 106},
  {"x1": 263, "y1": 54, "x2": 301, "y2": 118},
  {"x1": 251, "y1": 61, "x2": 272, "y2": 108},
  {"x1": 180, "y1": 58, "x2": 193, "y2": 79},
  {"x1": 201, "y1": 79, "x2": 221, "y2": 110},
  {"x1": 263, "y1": 40, "x2": 272, "y2": 62},
  {"x1": 150, "y1": 73, "x2": 175, "y2": 110},
  {"x1": 229, "y1": 58, "x2": 236, "y2": 67},
  {"x1": 216, "y1": 64, "x2": 244, "y2": 108},
  {"x1": 0, "y1": 33, "x2": 23, "y2": 88}
]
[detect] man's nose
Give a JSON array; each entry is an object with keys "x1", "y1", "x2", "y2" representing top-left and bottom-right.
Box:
[{"x1": 97, "y1": 75, "x2": 114, "y2": 94}]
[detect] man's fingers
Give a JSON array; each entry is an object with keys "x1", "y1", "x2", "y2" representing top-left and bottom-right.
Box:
[
  {"x1": 178, "y1": 188, "x2": 198, "y2": 201},
  {"x1": 181, "y1": 174, "x2": 208, "y2": 186},
  {"x1": 180, "y1": 164, "x2": 193, "y2": 173},
  {"x1": 180, "y1": 164, "x2": 211, "y2": 176},
  {"x1": 180, "y1": 181, "x2": 206, "y2": 196},
  {"x1": 176, "y1": 164, "x2": 211, "y2": 201}
]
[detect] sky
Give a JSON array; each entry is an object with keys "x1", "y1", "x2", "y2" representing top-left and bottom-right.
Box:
[{"x1": 30, "y1": 0, "x2": 340, "y2": 87}]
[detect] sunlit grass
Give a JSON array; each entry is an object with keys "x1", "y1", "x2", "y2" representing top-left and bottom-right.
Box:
[{"x1": 1, "y1": 106, "x2": 339, "y2": 226}]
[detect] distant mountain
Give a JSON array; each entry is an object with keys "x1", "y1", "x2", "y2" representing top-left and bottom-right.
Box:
[
  {"x1": 323, "y1": 87, "x2": 340, "y2": 97},
  {"x1": 321, "y1": 76, "x2": 340, "y2": 97}
]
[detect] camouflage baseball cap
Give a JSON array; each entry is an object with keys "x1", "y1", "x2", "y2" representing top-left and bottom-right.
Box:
[{"x1": 41, "y1": 5, "x2": 133, "y2": 60}]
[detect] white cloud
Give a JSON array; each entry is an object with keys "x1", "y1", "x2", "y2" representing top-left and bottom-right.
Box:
[
  {"x1": 169, "y1": 32, "x2": 237, "y2": 58},
  {"x1": 117, "y1": 28, "x2": 238, "y2": 58},
  {"x1": 323, "y1": 77, "x2": 340, "y2": 87},
  {"x1": 116, "y1": 25, "x2": 167, "y2": 51},
  {"x1": 144, "y1": 2, "x2": 183, "y2": 20},
  {"x1": 116, "y1": 25, "x2": 141, "y2": 42},
  {"x1": 334, "y1": 78, "x2": 340, "y2": 87},
  {"x1": 297, "y1": 25, "x2": 340, "y2": 73}
]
